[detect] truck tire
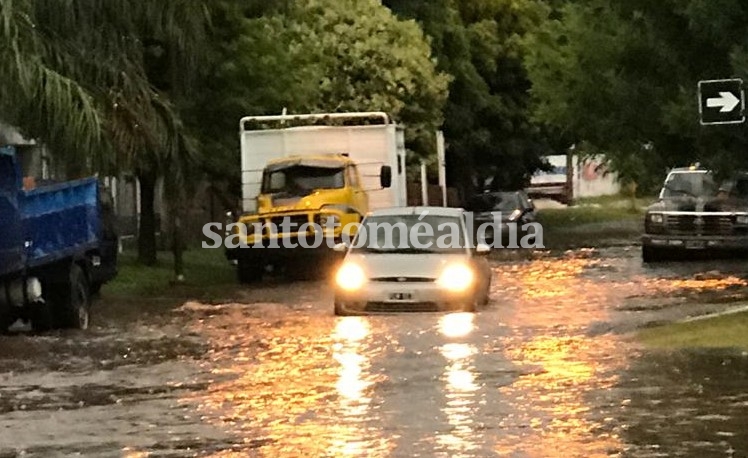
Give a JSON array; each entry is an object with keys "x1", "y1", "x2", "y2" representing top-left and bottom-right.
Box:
[
  {"x1": 642, "y1": 245, "x2": 664, "y2": 263},
  {"x1": 54, "y1": 264, "x2": 92, "y2": 330},
  {"x1": 0, "y1": 302, "x2": 12, "y2": 334},
  {"x1": 30, "y1": 302, "x2": 55, "y2": 332},
  {"x1": 237, "y1": 258, "x2": 263, "y2": 284}
]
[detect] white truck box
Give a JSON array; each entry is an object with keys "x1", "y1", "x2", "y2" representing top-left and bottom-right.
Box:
[{"x1": 239, "y1": 112, "x2": 407, "y2": 213}]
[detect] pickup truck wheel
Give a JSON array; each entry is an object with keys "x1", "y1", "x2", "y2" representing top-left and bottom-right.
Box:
[
  {"x1": 642, "y1": 246, "x2": 665, "y2": 263},
  {"x1": 55, "y1": 264, "x2": 91, "y2": 330}
]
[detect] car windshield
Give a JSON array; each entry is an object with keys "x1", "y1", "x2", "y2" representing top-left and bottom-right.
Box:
[
  {"x1": 493, "y1": 193, "x2": 521, "y2": 211},
  {"x1": 350, "y1": 214, "x2": 467, "y2": 254},
  {"x1": 466, "y1": 192, "x2": 521, "y2": 212},
  {"x1": 661, "y1": 171, "x2": 717, "y2": 199},
  {"x1": 262, "y1": 165, "x2": 344, "y2": 196}
]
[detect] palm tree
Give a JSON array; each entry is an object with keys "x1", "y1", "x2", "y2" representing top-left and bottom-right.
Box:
[{"x1": 0, "y1": 0, "x2": 209, "y2": 267}]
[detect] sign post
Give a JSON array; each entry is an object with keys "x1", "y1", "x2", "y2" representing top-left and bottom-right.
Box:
[
  {"x1": 436, "y1": 131, "x2": 447, "y2": 207},
  {"x1": 698, "y1": 79, "x2": 745, "y2": 125}
]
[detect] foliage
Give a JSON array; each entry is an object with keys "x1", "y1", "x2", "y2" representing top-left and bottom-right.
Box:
[
  {"x1": 205, "y1": 0, "x2": 450, "y2": 175},
  {"x1": 384, "y1": 0, "x2": 559, "y2": 193},
  {"x1": 0, "y1": 0, "x2": 208, "y2": 176},
  {"x1": 524, "y1": 0, "x2": 748, "y2": 189}
]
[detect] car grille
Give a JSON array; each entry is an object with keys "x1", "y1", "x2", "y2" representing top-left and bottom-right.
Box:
[
  {"x1": 370, "y1": 277, "x2": 435, "y2": 283},
  {"x1": 663, "y1": 214, "x2": 733, "y2": 236},
  {"x1": 365, "y1": 302, "x2": 439, "y2": 313},
  {"x1": 267, "y1": 215, "x2": 310, "y2": 233}
]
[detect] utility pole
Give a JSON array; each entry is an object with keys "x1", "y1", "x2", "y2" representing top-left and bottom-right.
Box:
[{"x1": 566, "y1": 144, "x2": 575, "y2": 205}]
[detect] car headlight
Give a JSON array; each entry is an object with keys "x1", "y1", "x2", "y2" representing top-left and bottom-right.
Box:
[
  {"x1": 335, "y1": 263, "x2": 366, "y2": 291},
  {"x1": 649, "y1": 213, "x2": 664, "y2": 224},
  {"x1": 436, "y1": 264, "x2": 474, "y2": 292},
  {"x1": 737, "y1": 215, "x2": 748, "y2": 225},
  {"x1": 508, "y1": 209, "x2": 522, "y2": 222}
]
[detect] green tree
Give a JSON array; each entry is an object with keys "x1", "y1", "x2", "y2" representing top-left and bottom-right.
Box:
[
  {"x1": 384, "y1": 0, "x2": 558, "y2": 195},
  {"x1": 0, "y1": 0, "x2": 209, "y2": 268},
  {"x1": 525, "y1": 0, "x2": 748, "y2": 191},
  {"x1": 206, "y1": 0, "x2": 449, "y2": 174}
]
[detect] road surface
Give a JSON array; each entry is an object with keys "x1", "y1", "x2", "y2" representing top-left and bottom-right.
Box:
[{"x1": 2, "y1": 246, "x2": 748, "y2": 457}]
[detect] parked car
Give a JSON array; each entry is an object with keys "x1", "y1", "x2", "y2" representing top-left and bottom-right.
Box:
[
  {"x1": 466, "y1": 191, "x2": 536, "y2": 245},
  {"x1": 332, "y1": 207, "x2": 492, "y2": 315}
]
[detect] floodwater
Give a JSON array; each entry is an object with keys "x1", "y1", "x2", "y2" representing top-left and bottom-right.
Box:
[{"x1": 2, "y1": 246, "x2": 748, "y2": 457}]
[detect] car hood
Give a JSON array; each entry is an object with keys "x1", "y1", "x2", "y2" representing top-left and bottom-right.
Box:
[
  {"x1": 344, "y1": 252, "x2": 470, "y2": 280},
  {"x1": 473, "y1": 210, "x2": 515, "y2": 221},
  {"x1": 648, "y1": 197, "x2": 748, "y2": 212}
]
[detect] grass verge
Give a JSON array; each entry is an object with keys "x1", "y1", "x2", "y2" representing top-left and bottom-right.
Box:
[
  {"x1": 535, "y1": 198, "x2": 651, "y2": 249},
  {"x1": 638, "y1": 311, "x2": 748, "y2": 349},
  {"x1": 536, "y1": 198, "x2": 651, "y2": 229},
  {"x1": 105, "y1": 247, "x2": 238, "y2": 304}
]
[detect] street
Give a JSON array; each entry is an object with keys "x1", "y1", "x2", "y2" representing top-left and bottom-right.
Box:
[{"x1": 2, "y1": 246, "x2": 748, "y2": 457}]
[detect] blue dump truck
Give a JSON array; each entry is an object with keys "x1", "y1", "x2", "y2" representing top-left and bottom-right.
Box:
[{"x1": 0, "y1": 146, "x2": 117, "y2": 331}]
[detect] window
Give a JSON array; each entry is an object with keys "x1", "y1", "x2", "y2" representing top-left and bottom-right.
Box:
[{"x1": 347, "y1": 165, "x2": 360, "y2": 188}]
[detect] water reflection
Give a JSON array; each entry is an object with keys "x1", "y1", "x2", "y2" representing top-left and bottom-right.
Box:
[
  {"x1": 328, "y1": 317, "x2": 390, "y2": 456},
  {"x1": 499, "y1": 334, "x2": 623, "y2": 456},
  {"x1": 439, "y1": 312, "x2": 475, "y2": 338},
  {"x1": 181, "y1": 312, "x2": 393, "y2": 457},
  {"x1": 438, "y1": 340, "x2": 480, "y2": 457}
]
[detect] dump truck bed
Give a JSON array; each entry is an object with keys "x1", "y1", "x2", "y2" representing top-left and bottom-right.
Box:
[{"x1": 0, "y1": 147, "x2": 101, "y2": 276}]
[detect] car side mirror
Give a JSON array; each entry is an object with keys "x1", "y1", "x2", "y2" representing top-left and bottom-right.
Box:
[
  {"x1": 476, "y1": 243, "x2": 491, "y2": 255},
  {"x1": 380, "y1": 165, "x2": 392, "y2": 189},
  {"x1": 333, "y1": 242, "x2": 348, "y2": 253}
]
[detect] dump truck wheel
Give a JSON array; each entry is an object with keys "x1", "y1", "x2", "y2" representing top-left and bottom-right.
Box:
[
  {"x1": 54, "y1": 264, "x2": 91, "y2": 330},
  {"x1": 30, "y1": 302, "x2": 55, "y2": 332}
]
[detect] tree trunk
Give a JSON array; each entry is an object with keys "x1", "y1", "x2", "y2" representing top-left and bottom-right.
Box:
[
  {"x1": 137, "y1": 170, "x2": 158, "y2": 266},
  {"x1": 172, "y1": 210, "x2": 185, "y2": 282}
]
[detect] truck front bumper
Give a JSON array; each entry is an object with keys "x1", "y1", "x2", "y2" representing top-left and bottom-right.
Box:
[
  {"x1": 642, "y1": 234, "x2": 748, "y2": 251},
  {"x1": 225, "y1": 236, "x2": 344, "y2": 263}
]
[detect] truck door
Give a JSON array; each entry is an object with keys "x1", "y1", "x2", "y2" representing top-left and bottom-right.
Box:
[
  {"x1": 348, "y1": 164, "x2": 368, "y2": 215},
  {"x1": 0, "y1": 147, "x2": 24, "y2": 276}
]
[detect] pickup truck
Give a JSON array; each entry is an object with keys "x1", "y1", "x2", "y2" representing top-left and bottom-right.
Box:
[
  {"x1": 642, "y1": 166, "x2": 748, "y2": 262},
  {"x1": 0, "y1": 146, "x2": 117, "y2": 331}
]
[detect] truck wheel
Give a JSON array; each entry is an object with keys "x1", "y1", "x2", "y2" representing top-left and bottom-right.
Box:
[
  {"x1": 30, "y1": 302, "x2": 55, "y2": 332},
  {"x1": 54, "y1": 264, "x2": 91, "y2": 330},
  {"x1": 237, "y1": 258, "x2": 263, "y2": 284},
  {"x1": 642, "y1": 246, "x2": 664, "y2": 263},
  {"x1": 0, "y1": 303, "x2": 13, "y2": 334}
]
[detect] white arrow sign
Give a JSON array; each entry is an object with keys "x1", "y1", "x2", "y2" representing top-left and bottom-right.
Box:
[{"x1": 707, "y1": 91, "x2": 741, "y2": 112}]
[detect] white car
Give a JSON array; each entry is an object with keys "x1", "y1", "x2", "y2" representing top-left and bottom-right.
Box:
[{"x1": 333, "y1": 207, "x2": 492, "y2": 315}]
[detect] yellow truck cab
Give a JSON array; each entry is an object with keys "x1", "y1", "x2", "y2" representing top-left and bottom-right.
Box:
[
  {"x1": 226, "y1": 111, "x2": 406, "y2": 283},
  {"x1": 239, "y1": 153, "x2": 371, "y2": 245}
]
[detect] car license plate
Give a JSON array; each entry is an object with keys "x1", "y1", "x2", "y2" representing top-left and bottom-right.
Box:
[
  {"x1": 686, "y1": 241, "x2": 706, "y2": 249},
  {"x1": 389, "y1": 292, "x2": 413, "y2": 301}
]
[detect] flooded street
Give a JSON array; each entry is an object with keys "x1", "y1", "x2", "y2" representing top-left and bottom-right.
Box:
[{"x1": 3, "y1": 246, "x2": 748, "y2": 457}]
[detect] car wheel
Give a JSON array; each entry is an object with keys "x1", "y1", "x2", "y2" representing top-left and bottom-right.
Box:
[
  {"x1": 334, "y1": 302, "x2": 355, "y2": 316},
  {"x1": 480, "y1": 289, "x2": 490, "y2": 306}
]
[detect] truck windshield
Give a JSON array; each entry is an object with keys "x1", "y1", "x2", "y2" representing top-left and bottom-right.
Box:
[
  {"x1": 350, "y1": 214, "x2": 467, "y2": 254},
  {"x1": 661, "y1": 172, "x2": 717, "y2": 199},
  {"x1": 262, "y1": 166, "x2": 345, "y2": 196}
]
